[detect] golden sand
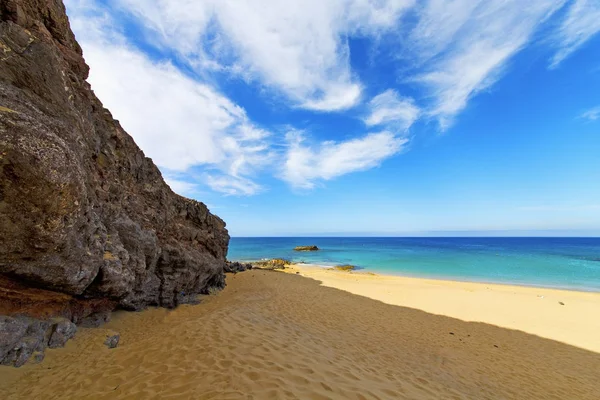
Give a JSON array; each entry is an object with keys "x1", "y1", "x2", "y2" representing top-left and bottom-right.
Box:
[
  {"x1": 287, "y1": 264, "x2": 600, "y2": 353},
  {"x1": 1, "y1": 270, "x2": 599, "y2": 399}
]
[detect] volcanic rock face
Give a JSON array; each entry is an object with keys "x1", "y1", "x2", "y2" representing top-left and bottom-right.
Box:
[
  {"x1": 0, "y1": 315, "x2": 77, "y2": 367},
  {"x1": 0, "y1": 0, "x2": 229, "y2": 341}
]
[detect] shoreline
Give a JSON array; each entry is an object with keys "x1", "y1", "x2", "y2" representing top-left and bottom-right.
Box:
[
  {"x1": 235, "y1": 259, "x2": 600, "y2": 293},
  {"x1": 292, "y1": 262, "x2": 600, "y2": 293},
  {"x1": 283, "y1": 263, "x2": 600, "y2": 353}
]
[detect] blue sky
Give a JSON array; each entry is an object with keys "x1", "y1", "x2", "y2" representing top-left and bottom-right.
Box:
[{"x1": 64, "y1": 0, "x2": 600, "y2": 236}]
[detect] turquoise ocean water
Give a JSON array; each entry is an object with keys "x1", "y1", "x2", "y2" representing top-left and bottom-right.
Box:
[{"x1": 228, "y1": 237, "x2": 600, "y2": 292}]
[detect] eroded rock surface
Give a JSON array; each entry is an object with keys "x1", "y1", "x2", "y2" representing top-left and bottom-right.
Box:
[
  {"x1": 0, "y1": 0, "x2": 230, "y2": 365},
  {"x1": 224, "y1": 261, "x2": 253, "y2": 273},
  {"x1": 0, "y1": 316, "x2": 76, "y2": 367}
]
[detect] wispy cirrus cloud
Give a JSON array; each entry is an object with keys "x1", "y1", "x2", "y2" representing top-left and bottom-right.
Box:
[
  {"x1": 409, "y1": 0, "x2": 566, "y2": 128},
  {"x1": 66, "y1": 0, "x2": 418, "y2": 196},
  {"x1": 580, "y1": 105, "x2": 600, "y2": 121},
  {"x1": 281, "y1": 130, "x2": 407, "y2": 189},
  {"x1": 65, "y1": 0, "x2": 600, "y2": 197},
  {"x1": 364, "y1": 90, "x2": 420, "y2": 131},
  {"x1": 66, "y1": 0, "x2": 272, "y2": 196},
  {"x1": 113, "y1": 0, "x2": 415, "y2": 112},
  {"x1": 550, "y1": 0, "x2": 600, "y2": 68}
]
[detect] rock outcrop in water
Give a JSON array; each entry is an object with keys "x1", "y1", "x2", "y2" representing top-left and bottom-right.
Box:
[
  {"x1": 293, "y1": 246, "x2": 319, "y2": 251},
  {"x1": 0, "y1": 0, "x2": 229, "y2": 365}
]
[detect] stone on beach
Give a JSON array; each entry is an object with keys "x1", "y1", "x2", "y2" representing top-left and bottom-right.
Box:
[
  {"x1": 47, "y1": 318, "x2": 77, "y2": 349},
  {"x1": 104, "y1": 331, "x2": 120, "y2": 349}
]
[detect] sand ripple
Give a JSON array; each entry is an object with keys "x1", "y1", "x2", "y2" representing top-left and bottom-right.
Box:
[{"x1": 1, "y1": 270, "x2": 599, "y2": 399}]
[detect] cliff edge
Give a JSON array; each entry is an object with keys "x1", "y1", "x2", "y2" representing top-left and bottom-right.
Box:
[{"x1": 0, "y1": 0, "x2": 230, "y2": 365}]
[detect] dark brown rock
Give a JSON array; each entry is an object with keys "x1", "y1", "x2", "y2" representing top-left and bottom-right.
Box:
[
  {"x1": 0, "y1": 0, "x2": 230, "y2": 365},
  {"x1": 78, "y1": 310, "x2": 111, "y2": 328},
  {"x1": 224, "y1": 261, "x2": 253, "y2": 273},
  {"x1": 252, "y1": 259, "x2": 292, "y2": 270},
  {"x1": 0, "y1": 275, "x2": 117, "y2": 322},
  {"x1": 0, "y1": 0, "x2": 228, "y2": 312}
]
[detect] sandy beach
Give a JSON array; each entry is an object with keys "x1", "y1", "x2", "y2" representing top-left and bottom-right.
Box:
[
  {"x1": 1, "y1": 269, "x2": 600, "y2": 399},
  {"x1": 287, "y1": 264, "x2": 600, "y2": 353}
]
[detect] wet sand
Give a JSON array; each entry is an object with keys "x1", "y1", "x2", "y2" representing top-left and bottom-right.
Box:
[{"x1": 1, "y1": 270, "x2": 599, "y2": 399}]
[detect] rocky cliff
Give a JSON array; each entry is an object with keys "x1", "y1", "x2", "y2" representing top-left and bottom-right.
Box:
[{"x1": 0, "y1": 0, "x2": 230, "y2": 365}]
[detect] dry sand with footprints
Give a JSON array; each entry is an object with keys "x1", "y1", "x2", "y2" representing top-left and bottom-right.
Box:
[{"x1": 1, "y1": 269, "x2": 600, "y2": 399}]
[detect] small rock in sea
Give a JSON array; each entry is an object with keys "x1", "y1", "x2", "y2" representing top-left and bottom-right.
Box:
[
  {"x1": 293, "y1": 245, "x2": 319, "y2": 251},
  {"x1": 104, "y1": 332, "x2": 120, "y2": 349},
  {"x1": 559, "y1": 301, "x2": 565, "y2": 305}
]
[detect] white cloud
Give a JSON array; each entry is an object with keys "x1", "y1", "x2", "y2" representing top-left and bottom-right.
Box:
[
  {"x1": 282, "y1": 130, "x2": 407, "y2": 189},
  {"x1": 205, "y1": 175, "x2": 262, "y2": 196},
  {"x1": 66, "y1": 1, "x2": 271, "y2": 196},
  {"x1": 364, "y1": 90, "x2": 420, "y2": 131},
  {"x1": 550, "y1": 0, "x2": 600, "y2": 68},
  {"x1": 580, "y1": 105, "x2": 600, "y2": 121},
  {"x1": 410, "y1": 0, "x2": 566, "y2": 128},
  {"x1": 163, "y1": 177, "x2": 199, "y2": 197},
  {"x1": 113, "y1": 0, "x2": 414, "y2": 112},
  {"x1": 65, "y1": 0, "x2": 600, "y2": 196}
]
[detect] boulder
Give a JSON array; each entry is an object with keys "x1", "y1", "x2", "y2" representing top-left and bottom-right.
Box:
[
  {"x1": 47, "y1": 318, "x2": 77, "y2": 348},
  {"x1": 224, "y1": 261, "x2": 253, "y2": 273},
  {"x1": 104, "y1": 331, "x2": 120, "y2": 349},
  {"x1": 252, "y1": 259, "x2": 292, "y2": 270},
  {"x1": 0, "y1": 316, "x2": 74, "y2": 367}
]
